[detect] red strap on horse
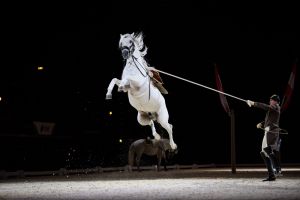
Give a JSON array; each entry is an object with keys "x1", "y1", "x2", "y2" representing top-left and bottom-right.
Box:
[{"x1": 150, "y1": 70, "x2": 164, "y2": 84}]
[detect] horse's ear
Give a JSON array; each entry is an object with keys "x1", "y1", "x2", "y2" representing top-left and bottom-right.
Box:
[{"x1": 131, "y1": 32, "x2": 135, "y2": 37}]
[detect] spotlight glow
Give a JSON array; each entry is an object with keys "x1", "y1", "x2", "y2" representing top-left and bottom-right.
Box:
[{"x1": 37, "y1": 66, "x2": 44, "y2": 70}]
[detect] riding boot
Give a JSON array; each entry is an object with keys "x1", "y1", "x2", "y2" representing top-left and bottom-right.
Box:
[
  {"x1": 260, "y1": 151, "x2": 276, "y2": 181},
  {"x1": 272, "y1": 150, "x2": 282, "y2": 177}
]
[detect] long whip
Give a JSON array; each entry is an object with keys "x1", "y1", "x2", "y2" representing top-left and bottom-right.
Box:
[
  {"x1": 155, "y1": 68, "x2": 289, "y2": 135},
  {"x1": 155, "y1": 69, "x2": 247, "y2": 102}
]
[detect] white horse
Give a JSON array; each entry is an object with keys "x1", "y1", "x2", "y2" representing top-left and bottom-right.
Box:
[{"x1": 106, "y1": 32, "x2": 177, "y2": 150}]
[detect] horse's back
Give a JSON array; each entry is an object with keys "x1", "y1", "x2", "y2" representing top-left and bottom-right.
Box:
[
  {"x1": 129, "y1": 139, "x2": 146, "y2": 153},
  {"x1": 129, "y1": 138, "x2": 160, "y2": 156},
  {"x1": 143, "y1": 139, "x2": 170, "y2": 156}
]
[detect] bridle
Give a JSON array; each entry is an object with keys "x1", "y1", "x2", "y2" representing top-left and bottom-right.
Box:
[{"x1": 120, "y1": 38, "x2": 135, "y2": 59}]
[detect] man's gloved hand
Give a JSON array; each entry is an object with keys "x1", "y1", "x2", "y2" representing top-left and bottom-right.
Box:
[
  {"x1": 256, "y1": 123, "x2": 263, "y2": 129},
  {"x1": 246, "y1": 100, "x2": 254, "y2": 107}
]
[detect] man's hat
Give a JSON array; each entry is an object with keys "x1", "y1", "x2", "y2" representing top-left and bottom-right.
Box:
[{"x1": 270, "y1": 94, "x2": 280, "y2": 103}]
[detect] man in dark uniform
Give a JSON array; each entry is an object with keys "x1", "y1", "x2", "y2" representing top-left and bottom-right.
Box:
[{"x1": 246, "y1": 94, "x2": 281, "y2": 181}]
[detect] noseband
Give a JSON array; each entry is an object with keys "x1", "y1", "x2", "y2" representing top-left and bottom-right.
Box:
[{"x1": 121, "y1": 43, "x2": 135, "y2": 60}]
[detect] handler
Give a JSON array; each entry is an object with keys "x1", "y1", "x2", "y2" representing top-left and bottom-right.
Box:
[{"x1": 246, "y1": 94, "x2": 282, "y2": 181}]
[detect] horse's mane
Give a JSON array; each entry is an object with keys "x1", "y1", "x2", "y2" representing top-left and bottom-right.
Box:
[{"x1": 132, "y1": 32, "x2": 148, "y2": 57}]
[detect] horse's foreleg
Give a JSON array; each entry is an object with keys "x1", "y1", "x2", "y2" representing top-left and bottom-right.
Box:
[
  {"x1": 157, "y1": 152, "x2": 162, "y2": 172},
  {"x1": 150, "y1": 120, "x2": 161, "y2": 140},
  {"x1": 157, "y1": 106, "x2": 177, "y2": 150},
  {"x1": 118, "y1": 79, "x2": 130, "y2": 92},
  {"x1": 136, "y1": 154, "x2": 142, "y2": 172},
  {"x1": 106, "y1": 78, "x2": 120, "y2": 99}
]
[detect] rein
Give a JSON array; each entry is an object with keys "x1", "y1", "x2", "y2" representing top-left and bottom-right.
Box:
[
  {"x1": 132, "y1": 56, "x2": 148, "y2": 77},
  {"x1": 131, "y1": 56, "x2": 151, "y2": 100}
]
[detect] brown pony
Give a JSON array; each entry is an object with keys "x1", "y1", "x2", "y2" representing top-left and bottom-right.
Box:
[{"x1": 128, "y1": 137, "x2": 177, "y2": 172}]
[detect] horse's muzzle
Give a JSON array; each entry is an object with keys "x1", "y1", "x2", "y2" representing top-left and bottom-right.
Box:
[{"x1": 121, "y1": 47, "x2": 130, "y2": 59}]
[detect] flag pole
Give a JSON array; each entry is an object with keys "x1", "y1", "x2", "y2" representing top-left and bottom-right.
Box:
[
  {"x1": 155, "y1": 69, "x2": 247, "y2": 102},
  {"x1": 214, "y1": 64, "x2": 236, "y2": 174},
  {"x1": 230, "y1": 109, "x2": 236, "y2": 174}
]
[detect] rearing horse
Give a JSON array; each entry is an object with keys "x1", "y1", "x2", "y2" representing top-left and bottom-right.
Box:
[{"x1": 106, "y1": 32, "x2": 177, "y2": 150}]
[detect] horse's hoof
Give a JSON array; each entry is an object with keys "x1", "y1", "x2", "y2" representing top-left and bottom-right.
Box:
[
  {"x1": 106, "y1": 94, "x2": 112, "y2": 100},
  {"x1": 154, "y1": 133, "x2": 161, "y2": 140},
  {"x1": 171, "y1": 143, "x2": 177, "y2": 150}
]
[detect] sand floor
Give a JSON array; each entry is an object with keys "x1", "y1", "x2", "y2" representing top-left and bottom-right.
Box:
[{"x1": 1, "y1": 167, "x2": 300, "y2": 200}]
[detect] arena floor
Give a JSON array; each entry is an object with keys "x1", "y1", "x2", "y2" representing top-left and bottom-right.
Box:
[{"x1": 1, "y1": 167, "x2": 300, "y2": 200}]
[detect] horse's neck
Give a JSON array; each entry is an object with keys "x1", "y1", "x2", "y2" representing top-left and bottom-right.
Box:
[
  {"x1": 124, "y1": 56, "x2": 148, "y2": 78},
  {"x1": 136, "y1": 56, "x2": 148, "y2": 68},
  {"x1": 130, "y1": 55, "x2": 148, "y2": 70},
  {"x1": 123, "y1": 61, "x2": 141, "y2": 77}
]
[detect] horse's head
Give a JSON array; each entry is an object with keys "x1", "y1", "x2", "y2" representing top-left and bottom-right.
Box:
[
  {"x1": 119, "y1": 32, "x2": 148, "y2": 60},
  {"x1": 119, "y1": 33, "x2": 135, "y2": 60}
]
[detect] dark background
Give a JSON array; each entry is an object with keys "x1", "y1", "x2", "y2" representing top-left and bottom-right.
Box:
[{"x1": 0, "y1": 1, "x2": 299, "y2": 171}]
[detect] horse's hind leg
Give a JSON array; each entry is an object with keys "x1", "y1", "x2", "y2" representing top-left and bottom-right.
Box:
[
  {"x1": 137, "y1": 112, "x2": 161, "y2": 140},
  {"x1": 160, "y1": 122, "x2": 176, "y2": 150},
  {"x1": 136, "y1": 153, "x2": 142, "y2": 172},
  {"x1": 162, "y1": 151, "x2": 168, "y2": 171},
  {"x1": 157, "y1": 109, "x2": 177, "y2": 150},
  {"x1": 150, "y1": 120, "x2": 161, "y2": 140}
]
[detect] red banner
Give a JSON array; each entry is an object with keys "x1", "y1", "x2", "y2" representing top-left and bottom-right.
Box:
[
  {"x1": 281, "y1": 62, "x2": 296, "y2": 112},
  {"x1": 214, "y1": 64, "x2": 230, "y2": 116}
]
